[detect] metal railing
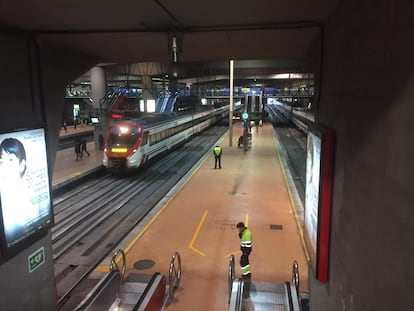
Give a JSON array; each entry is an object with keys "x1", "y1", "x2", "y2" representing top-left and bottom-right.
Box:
[
  {"x1": 167, "y1": 251, "x2": 182, "y2": 302},
  {"x1": 110, "y1": 249, "x2": 127, "y2": 279},
  {"x1": 291, "y1": 260, "x2": 299, "y2": 295},
  {"x1": 228, "y1": 254, "x2": 235, "y2": 304}
]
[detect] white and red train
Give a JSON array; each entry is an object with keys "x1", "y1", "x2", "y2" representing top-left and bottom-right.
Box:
[{"x1": 103, "y1": 105, "x2": 229, "y2": 171}]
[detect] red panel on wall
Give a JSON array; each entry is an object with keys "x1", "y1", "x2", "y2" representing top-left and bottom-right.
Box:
[{"x1": 303, "y1": 124, "x2": 335, "y2": 283}]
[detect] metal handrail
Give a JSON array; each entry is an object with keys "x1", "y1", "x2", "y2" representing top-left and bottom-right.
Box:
[
  {"x1": 110, "y1": 249, "x2": 127, "y2": 280},
  {"x1": 228, "y1": 254, "x2": 235, "y2": 304},
  {"x1": 292, "y1": 260, "x2": 299, "y2": 294},
  {"x1": 168, "y1": 251, "x2": 182, "y2": 301}
]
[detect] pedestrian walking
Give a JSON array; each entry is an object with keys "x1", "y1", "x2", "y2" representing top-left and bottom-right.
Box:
[
  {"x1": 237, "y1": 136, "x2": 244, "y2": 148},
  {"x1": 236, "y1": 222, "x2": 252, "y2": 279},
  {"x1": 213, "y1": 145, "x2": 222, "y2": 169},
  {"x1": 80, "y1": 138, "x2": 90, "y2": 157},
  {"x1": 74, "y1": 137, "x2": 82, "y2": 160}
]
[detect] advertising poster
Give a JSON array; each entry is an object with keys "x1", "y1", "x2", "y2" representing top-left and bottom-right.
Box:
[
  {"x1": 304, "y1": 125, "x2": 335, "y2": 282},
  {"x1": 0, "y1": 127, "x2": 52, "y2": 259},
  {"x1": 304, "y1": 131, "x2": 321, "y2": 259}
]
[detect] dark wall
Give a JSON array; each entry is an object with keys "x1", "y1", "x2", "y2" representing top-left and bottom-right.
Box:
[
  {"x1": 310, "y1": 1, "x2": 414, "y2": 310},
  {"x1": 0, "y1": 33, "x2": 97, "y2": 310}
]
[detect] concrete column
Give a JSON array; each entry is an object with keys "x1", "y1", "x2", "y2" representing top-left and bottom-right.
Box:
[
  {"x1": 259, "y1": 92, "x2": 263, "y2": 112},
  {"x1": 91, "y1": 66, "x2": 106, "y2": 111},
  {"x1": 90, "y1": 66, "x2": 109, "y2": 150}
]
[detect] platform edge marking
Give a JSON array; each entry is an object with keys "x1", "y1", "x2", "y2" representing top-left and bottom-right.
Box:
[{"x1": 272, "y1": 129, "x2": 311, "y2": 262}]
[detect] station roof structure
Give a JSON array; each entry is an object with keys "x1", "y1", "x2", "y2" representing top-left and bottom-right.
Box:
[{"x1": 0, "y1": 0, "x2": 339, "y2": 87}]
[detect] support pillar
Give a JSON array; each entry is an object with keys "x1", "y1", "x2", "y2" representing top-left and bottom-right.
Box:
[{"x1": 91, "y1": 66, "x2": 108, "y2": 150}]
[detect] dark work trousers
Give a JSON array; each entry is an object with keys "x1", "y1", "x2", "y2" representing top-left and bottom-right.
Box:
[
  {"x1": 240, "y1": 248, "x2": 252, "y2": 277},
  {"x1": 214, "y1": 155, "x2": 221, "y2": 169}
]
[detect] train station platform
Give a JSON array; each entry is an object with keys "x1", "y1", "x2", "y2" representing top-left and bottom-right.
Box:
[
  {"x1": 52, "y1": 125, "x2": 103, "y2": 191},
  {"x1": 52, "y1": 122, "x2": 309, "y2": 310}
]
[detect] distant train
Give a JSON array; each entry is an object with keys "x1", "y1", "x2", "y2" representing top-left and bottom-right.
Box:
[{"x1": 103, "y1": 105, "x2": 229, "y2": 171}]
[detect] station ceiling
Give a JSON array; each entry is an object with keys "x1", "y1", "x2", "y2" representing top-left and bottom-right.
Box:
[{"x1": 0, "y1": 0, "x2": 339, "y2": 87}]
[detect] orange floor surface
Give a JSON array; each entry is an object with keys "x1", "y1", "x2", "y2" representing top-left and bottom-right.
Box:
[
  {"x1": 117, "y1": 122, "x2": 309, "y2": 311},
  {"x1": 52, "y1": 122, "x2": 308, "y2": 310}
]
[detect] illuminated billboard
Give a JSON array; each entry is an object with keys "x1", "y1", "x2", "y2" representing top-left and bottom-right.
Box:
[
  {"x1": 0, "y1": 127, "x2": 53, "y2": 260},
  {"x1": 304, "y1": 124, "x2": 335, "y2": 282}
]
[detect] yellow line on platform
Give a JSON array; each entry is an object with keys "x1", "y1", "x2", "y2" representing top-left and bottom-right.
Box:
[
  {"x1": 94, "y1": 175, "x2": 188, "y2": 272},
  {"x1": 95, "y1": 265, "x2": 110, "y2": 273},
  {"x1": 95, "y1": 136, "x2": 224, "y2": 271},
  {"x1": 273, "y1": 132, "x2": 310, "y2": 262},
  {"x1": 189, "y1": 210, "x2": 208, "y2": 256}
]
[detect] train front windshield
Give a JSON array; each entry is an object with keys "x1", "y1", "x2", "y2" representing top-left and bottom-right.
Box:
[{"x1": 107, "y1": 126, "x2": 141, "y2": 149}]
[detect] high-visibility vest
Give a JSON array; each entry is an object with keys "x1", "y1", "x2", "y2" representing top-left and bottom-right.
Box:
[
  {"x1": 214, "y1": 146, "x2": 222, "y2": 156},
  {"x1": 240, "y1": 228, "x2": 252, "y2": 251}
]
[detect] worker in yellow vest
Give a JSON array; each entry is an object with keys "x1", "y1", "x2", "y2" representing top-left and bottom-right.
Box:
[
  {"x1": 237, "y1": 222, "x2": 252, "y2": 279},
  {"x1": 213, "y1": 145, "x2": 222, "y2": 169}
]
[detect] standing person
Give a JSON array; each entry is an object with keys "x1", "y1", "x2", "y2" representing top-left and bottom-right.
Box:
[
  {"x1": 80, "y1": 138, "x2": 90, "y2": 157},
  {"x1": 237, "y1": 135, "x2": 243, "y2": 148},
  {"x1": 74, "y1": 137, "x2": 82, "y2": 160},
  {"x1": 236, "y1": 222, "x2": 252, "y2": 279},
  {"x1": 213, "y1": 145, "x2": 222, "y2": 169}
]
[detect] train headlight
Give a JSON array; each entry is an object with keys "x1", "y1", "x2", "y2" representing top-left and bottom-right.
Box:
[{"x1": 120, "y1": 127, "x2": 130, "y2": 134}]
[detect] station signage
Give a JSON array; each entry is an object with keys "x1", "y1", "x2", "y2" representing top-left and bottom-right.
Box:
[{"x1": 28, "y1": 246, "x2": 45, "y2": 273}]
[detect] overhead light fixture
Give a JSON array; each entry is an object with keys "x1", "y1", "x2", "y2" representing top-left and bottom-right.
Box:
[{"x1": 172, "y1": 36, "x2": 177, "y2": 63}]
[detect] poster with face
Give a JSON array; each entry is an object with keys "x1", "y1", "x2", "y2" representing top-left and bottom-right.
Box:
[
  {"x1": 0, "y1": 127, "x2": 52, "y2": 258},
  {"x1": 304, "y1": 131, "x2": 321, "y2": 263},
  {"x1": 304, "y1": 125, "x2": 335, "y2": 282}
]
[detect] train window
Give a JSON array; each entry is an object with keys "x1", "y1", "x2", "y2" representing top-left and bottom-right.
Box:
[
  {"x1": 141, "y1": 131, "x2": 148, "y2": 146},
  {"x1": 107, "y1": 126, "x2": 141, "y2": 148},
  {"x1": 154, "y1": 132, "x2": 161, "y2": 144}
]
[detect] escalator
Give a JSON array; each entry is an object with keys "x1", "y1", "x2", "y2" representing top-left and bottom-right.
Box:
[
  {"x1": 74, "y1": 250, "x2": 181, "y2": 311},
  {"x1": 229, "y1": 280, "x2": 300, "y2": 311},
  {"x1": 156, "y1": 96, "x2": 176, "y2": 112},
  {"x1": 228, "y1": 257, "x2": 303, "y2": 311}
]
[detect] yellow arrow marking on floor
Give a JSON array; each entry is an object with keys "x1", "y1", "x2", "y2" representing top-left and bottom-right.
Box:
[{"x1": 189, "y1": 210, "x2": 208, "y2": 256}]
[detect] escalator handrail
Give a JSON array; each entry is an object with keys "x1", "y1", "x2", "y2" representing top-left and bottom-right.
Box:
[
  {"x1": 291, "y1": 260, "x2": 299, "y2": 295},
  {"x1": 228, "y1": 254, "x2": 235, "y2": 304},
  {"x1": 167, "y1": 251, "x2": 182, "y2": 302},
  {"x1": 110, "y1": 248, "x2": 126, "y2": 280},
  {"x1": 132, "y1": 272, "x2": 165, "y2": 311},
  {"x1": 234, "y1": 278, "x2": 244, "y2": 311},
  {"x1": 73, "y1": 270, "x2": 122, "y2": 311}
]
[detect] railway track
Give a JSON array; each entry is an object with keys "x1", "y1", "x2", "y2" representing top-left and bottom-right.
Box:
[
  {"x1": 266, "y1": 104, "x2": 308, "y2": 203},
  {"x1": 53, "y1": 126, "x2": 227, "y2": 310},
  {"x1": 53, "y1": 113, "x2": 308, "y2": 310}
]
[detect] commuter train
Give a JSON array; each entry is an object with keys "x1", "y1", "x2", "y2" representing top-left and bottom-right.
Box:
[{"x1": 103, "y1": 105, "x2": 229, "y2": 171}]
